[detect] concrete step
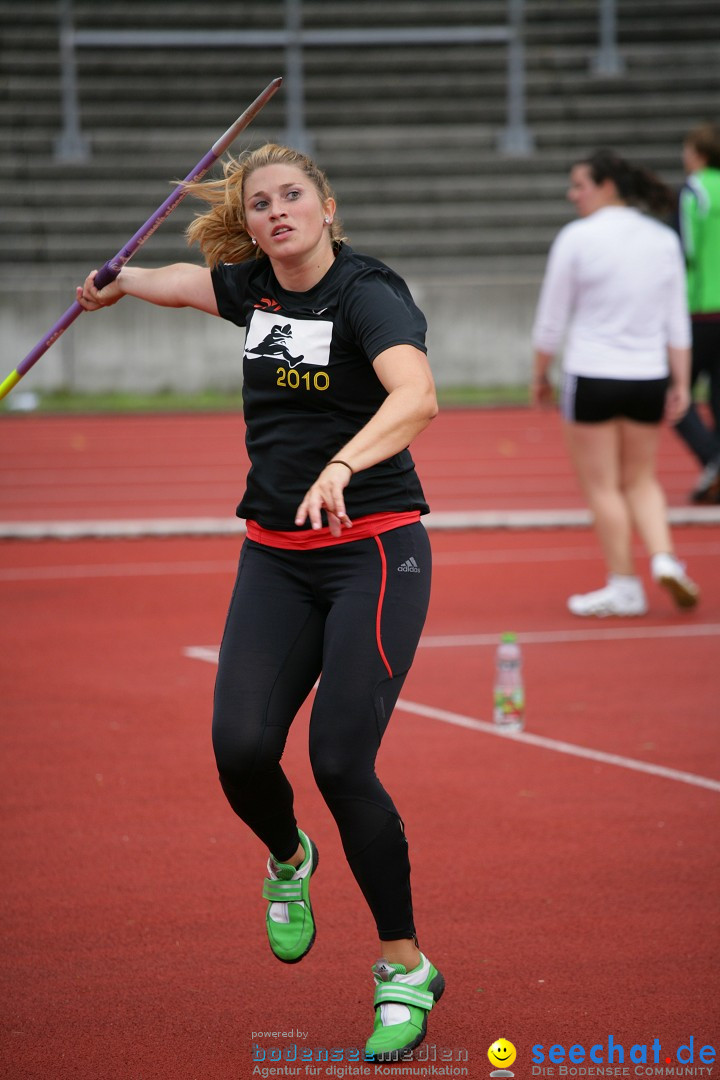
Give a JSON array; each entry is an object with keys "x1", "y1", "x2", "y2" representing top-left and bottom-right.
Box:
[
  {"x1": 3, "y1": 37, "x2": 717, "y2": 73},
  {"x1": 0, "y1": 197, "x2": 577, "y2": 234},
  {"x1": 4, "y1": 0, "x2": 719, "y2": 32},
  {"x1": 6, "y1": 63, "x2": 720, "y2": 103},
  {"x1": 0, "y1": 225, "x2": 560, "y2": 265},
  {"x1": 0, "y1": 133, "x2": 689, "y2": 187},
  {"x1": 530, "y1": 17, "x2": 720, "y2": 45},
  {"x1": 2, "y1": 88, "x2": 714, "y2": 131},
  {"x1": 0, "y1": 156, "x2": 686, "y2": 210},
  {"x1": 10, "y1": 0, "x2": 511, "y2": 30},
  {"x1": 0, "y1": 108, "x2": 697, "y2": 144},
  {"x1": 0, "y1": 174, "x2": 573, "y2": 206},
  {"x1": 4, "y1": 0, "x2": 714, "y2": 21},
  {"x1": 0, "y1": 142, "x2": 687, "y2": 189},
  {"x1": 4, "y1": 40, "x2": 719, "y2": 79}
]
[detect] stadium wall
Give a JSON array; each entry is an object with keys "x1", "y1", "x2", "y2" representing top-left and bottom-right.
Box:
[{"x1": 1, "y1": 271, "x2": 541, "y2": 394}]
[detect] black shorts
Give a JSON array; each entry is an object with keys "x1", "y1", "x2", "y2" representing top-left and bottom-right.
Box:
[{"x1": 561, "y1": 373, "x2": 669, "y2": 424}]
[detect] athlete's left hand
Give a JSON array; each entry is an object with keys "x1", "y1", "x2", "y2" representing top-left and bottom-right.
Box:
[
  {"x1": 531, "y1": 371, "x2": 555, "y2": 408},
  {"x1": 295, "y1": 462, "x2": 354, "y2": 537},
  {"x1": 665, "y1": 383, "x2": 690, "y2": 425}
]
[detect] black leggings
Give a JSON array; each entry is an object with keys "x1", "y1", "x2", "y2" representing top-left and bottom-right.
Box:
[
  {"x1": 674, "y1": 319, "x2": 720, "y2": 466},
  {"x1": 212, "y1": 522, "x2": 432, "y2": 941}
]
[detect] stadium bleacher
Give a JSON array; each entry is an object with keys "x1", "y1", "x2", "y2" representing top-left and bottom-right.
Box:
[{"x1": 2, "y1": 0, "x2": 719, "y2": 278}]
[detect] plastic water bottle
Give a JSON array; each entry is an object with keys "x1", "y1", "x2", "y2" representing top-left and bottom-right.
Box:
[{"x1": 493, "y1": 632, "x2": 524, "y2": 733}]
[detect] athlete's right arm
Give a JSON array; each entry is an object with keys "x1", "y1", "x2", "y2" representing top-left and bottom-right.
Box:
[
  {"x1": 677, "y1": 182, "x2": 700, "y2": 265},
  {"x1": 531, "y1": 227, "x2": 576, "y2": 359},
  {"x1": 76, "y1": 263, "x2": 219, "y2": 316}
]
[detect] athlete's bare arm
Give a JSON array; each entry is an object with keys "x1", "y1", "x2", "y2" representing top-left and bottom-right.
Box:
[{"x1": 76, "y1": 263, "x2": 219, "y2": 316}]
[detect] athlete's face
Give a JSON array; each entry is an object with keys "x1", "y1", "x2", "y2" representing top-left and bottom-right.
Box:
[
  {"x1": 567, "y1": 163, "x2": 616, "y2": 217},
  {"x1": 244, "y1": 164, "x2": 335, "y2": 261},
  {"x1": 682, "y1": 140, "x2": 706, "y2": 175}
]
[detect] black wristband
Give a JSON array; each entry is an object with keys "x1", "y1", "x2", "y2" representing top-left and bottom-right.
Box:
[{"x1": 327, "y1": 459, "x2": 354, "y2": 475}]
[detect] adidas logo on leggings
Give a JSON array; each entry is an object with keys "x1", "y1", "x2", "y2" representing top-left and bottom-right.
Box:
[{"x1": 397, "y1": 557, "x2": 421, "y2": 573}]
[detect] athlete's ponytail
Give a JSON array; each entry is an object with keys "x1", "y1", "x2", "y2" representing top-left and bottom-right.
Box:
[{"x1": 577, "y1": 148, "x2": 675, "y2": 218}]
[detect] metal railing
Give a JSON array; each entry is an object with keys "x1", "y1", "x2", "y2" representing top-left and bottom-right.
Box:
[
  {"x1": 593, "y1": 0, "x2": 625, "y2": 75},
  {"x1": 55, "y1": 0, "x2": 535, "y2": 161}
]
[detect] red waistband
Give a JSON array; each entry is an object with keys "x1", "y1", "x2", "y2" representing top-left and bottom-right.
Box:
[{"x1": 245, "y1": 510, "x2": 421, "y2": 550}]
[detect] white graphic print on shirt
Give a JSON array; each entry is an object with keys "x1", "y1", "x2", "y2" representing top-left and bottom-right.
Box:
[{"x1": 244, "y1": 309, "x2": 333, "y2": 369}]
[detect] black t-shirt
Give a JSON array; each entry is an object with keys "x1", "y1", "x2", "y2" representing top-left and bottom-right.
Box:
[{"x1": 211, "y1": 243, "x2": 430, "y2": 529}]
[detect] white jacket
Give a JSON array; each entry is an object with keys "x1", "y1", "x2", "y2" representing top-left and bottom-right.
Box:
[{"x1": 532, "y1": 206, "x2": 691, "y2": 379}]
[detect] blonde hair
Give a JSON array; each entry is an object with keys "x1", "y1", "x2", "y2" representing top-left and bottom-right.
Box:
[{"x1": 183, "y1": 143, "x2": 346, "y2": 266}]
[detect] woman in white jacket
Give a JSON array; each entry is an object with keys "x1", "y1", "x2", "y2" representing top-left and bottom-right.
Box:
[{"x1": 532, "y1": 149, "x2": 700, "y2": 616}]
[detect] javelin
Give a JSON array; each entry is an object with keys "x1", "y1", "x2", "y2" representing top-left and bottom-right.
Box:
[{"x1": 0, "y1": 76, "x2": 282, "y2": 402}]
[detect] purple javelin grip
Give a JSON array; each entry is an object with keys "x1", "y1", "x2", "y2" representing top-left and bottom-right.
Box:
[{"x1": 0, "y1": 77, "x2": 282, "y2": 401}]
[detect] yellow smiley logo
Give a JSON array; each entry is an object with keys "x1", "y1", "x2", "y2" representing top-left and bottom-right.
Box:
[{"x1": 488, "y1": 1039, "x2": 517, "y2": 1069}]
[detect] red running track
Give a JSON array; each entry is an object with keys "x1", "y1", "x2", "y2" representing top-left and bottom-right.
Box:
[
  {"x1": 1, "y1": 410, "x2": 719, "y2": 1079},
  {"x1": 1, "y1": 531, "x2": 718, "y2": 1079},
  {"x1": 0, "y1": 407, "x2": 716, "y2": 523}
]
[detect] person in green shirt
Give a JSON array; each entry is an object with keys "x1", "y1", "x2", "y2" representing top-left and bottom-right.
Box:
[{"x1": 675, "y1": 123, "x2": 720, "y2": 503}]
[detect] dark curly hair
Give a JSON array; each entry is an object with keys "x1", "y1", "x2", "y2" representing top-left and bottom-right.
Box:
[{"x1": 574, "y1": 148, "x2": 675, "y2": 217}]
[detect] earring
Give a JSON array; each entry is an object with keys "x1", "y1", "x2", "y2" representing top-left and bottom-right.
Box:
[
  {"x1": 324, "y1": 217, "x2": 331, "y2": 224},
  {"x1": 251, "y1": 237, "x2": 257, "y2": 246}
]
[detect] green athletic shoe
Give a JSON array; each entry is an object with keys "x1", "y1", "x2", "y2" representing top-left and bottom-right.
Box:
[
  {"x1": 262, "y1": 829, "x2": 318, "y2": 964},
  {"x1": 365, "y1": 952, "x2": 445, "y2": 1061}
]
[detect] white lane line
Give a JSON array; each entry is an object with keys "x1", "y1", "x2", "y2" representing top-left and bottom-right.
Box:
[
  {"x1": 183, "y1": 646, "x2": 720, "y2": 793},
  {"x1": 0, "y1": 504, "x2": 718, "y2": 539},
  {"x1": 185, "y1": 646, "x2": 221, "y2": 664},
  {"x1": 395, "y1": 699, "x2": 720, "y2": 793},
  {"x1": 0, "y1": 560, "x2": 237, "y2": 582},
  {"x1": 2, "y1": 539, "x2": 718, "y2": 584},
  {"x1": 433, "y1": 541, "x2": 720, "y2": 566},
  {"x1": 424, "y1": 508, "x2": 720, "y2": 528},
  {"x1": 420, "y1": 624, "x2": 720, "y2": 647},
  {"x1": 0, "y1": 517, "x2": 246, "y2": 540}
]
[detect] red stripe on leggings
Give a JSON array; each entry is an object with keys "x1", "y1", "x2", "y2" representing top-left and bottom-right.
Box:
[{"x1": 373, "y1": 535, "x2": 393, "y2": 678}]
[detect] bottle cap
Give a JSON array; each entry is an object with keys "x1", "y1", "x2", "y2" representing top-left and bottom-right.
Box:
[{"x1": 500, "y1": 632, "x2": 517, "y2": 643}]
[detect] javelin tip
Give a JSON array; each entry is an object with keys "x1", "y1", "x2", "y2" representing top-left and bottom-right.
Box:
[{"x1": 211, "y1": 77, "x2": 284, "y2": 157}]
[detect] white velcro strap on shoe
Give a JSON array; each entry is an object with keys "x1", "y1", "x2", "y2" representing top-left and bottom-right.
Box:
[
  {"x1": 262, "y1": 879, "x2": 303, "y2": 902},
  {"x1": 373, "y1": 983, "x2": 434, "y2": 1011}
]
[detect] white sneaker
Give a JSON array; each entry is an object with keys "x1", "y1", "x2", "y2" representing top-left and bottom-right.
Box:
[
  {"x1": 568, "y1": 576, "x2": 648, "y2": 617},
  {"x1": 650, "y1": 553, "x2": 700, "y2": 610}
]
